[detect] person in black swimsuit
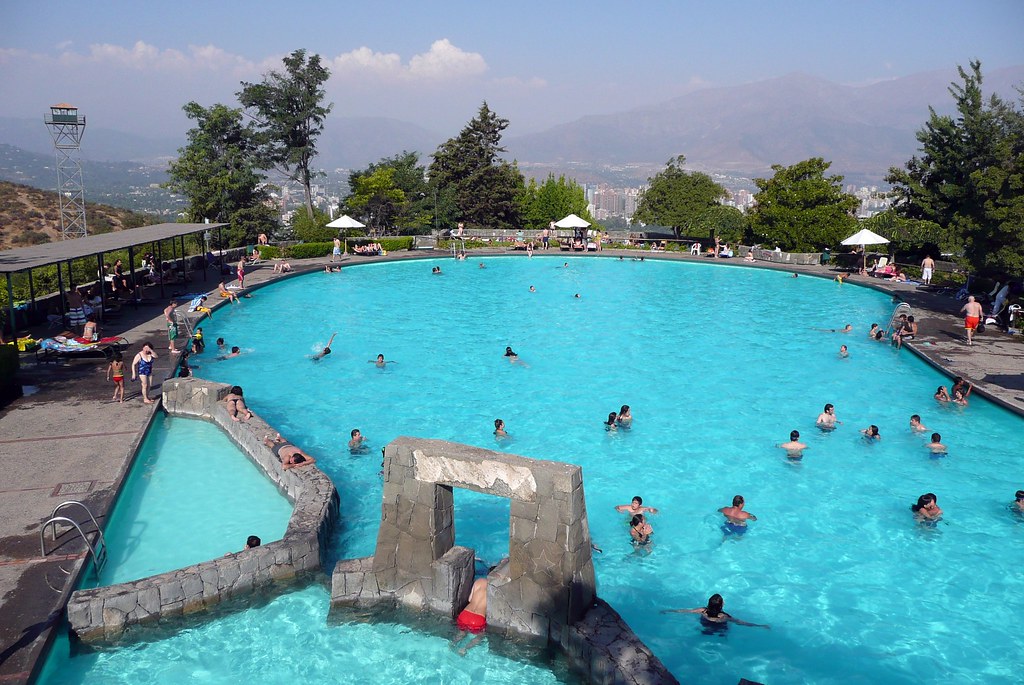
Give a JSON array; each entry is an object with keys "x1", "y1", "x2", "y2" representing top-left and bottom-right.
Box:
[
  {"x1": 263, "y1": 434, "x2": 316, "y2": 470},
  {"x1": 661, "y1": 594, "x2": 769, "y2": 630}
]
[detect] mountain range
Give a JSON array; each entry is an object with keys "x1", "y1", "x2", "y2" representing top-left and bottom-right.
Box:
[{"x1": 1, "y1": 66, "x2": 1021, "y2": 186}]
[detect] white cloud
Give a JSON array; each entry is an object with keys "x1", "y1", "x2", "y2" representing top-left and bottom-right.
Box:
[{"x1": 329, "y1": 39, "x2": 486, "y2": 82}]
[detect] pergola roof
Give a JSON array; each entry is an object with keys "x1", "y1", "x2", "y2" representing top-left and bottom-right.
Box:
[{"x1": 0, "y1": 223, "x2": 226, "y2": 274}]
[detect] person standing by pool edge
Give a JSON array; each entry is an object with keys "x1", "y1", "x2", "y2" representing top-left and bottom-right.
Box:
[
  {"x1": 960, "y1": 295, "x2": 983, "y2": 345},
  {"x1": 131, "y1": 342, "x2": 158, "y2": 404},
  {"x1": 921, "y1": 255, "x2": 935, "y2": 285}
]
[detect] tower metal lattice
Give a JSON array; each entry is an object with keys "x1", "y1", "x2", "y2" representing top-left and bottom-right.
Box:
[{"x1": 44, "y1": 103, "x2": 88, "y2": 240}]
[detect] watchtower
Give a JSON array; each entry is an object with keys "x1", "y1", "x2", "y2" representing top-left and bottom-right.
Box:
[{"x1": 44, "y1": 103, "x2": 88, "y2": 239}]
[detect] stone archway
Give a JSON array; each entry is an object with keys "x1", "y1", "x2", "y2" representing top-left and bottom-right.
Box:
[{"x1": 333, "y1": 437, "x2": 596, "y2": 641}]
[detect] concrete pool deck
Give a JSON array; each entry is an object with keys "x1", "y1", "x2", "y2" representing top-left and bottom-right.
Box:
[{"x1": 1, "y1": 247, "x2": 1021, "y2": 684}]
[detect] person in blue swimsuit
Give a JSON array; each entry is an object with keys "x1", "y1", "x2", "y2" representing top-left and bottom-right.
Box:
[
  {"x1": 719, "y1": 495, "x2": 757, "y2": 536},
  {"x1": 131, "y1": 342, "x2": 158, "y2": 404}
]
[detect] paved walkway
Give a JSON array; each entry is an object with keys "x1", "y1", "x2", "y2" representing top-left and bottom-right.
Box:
[{"x1": 0, "y1": 248, "x2": 1020, "y2": 683}]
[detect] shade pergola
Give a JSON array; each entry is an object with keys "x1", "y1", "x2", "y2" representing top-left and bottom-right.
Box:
[{"x1": 0, "y1": 222, "x2": 226, "y2": 336}]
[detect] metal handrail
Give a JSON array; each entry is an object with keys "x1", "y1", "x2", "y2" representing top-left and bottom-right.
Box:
[
  {"x1": 885, "y1": 302, "x2": 912, "y2": 335},
  {"x1": 41, "y1": 500, "x2": 108, "y2": 572}
]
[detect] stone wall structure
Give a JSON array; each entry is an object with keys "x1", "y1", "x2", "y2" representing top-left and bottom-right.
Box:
[
  {"x1": 744, "y1": 246, "x2": 823, "y2": 265},
  {"x1": 331, "y1": 437, "x2": 677, "y2": 684},
  {"x1": 66, "y1": 378, "x2": 339, "y2": 642}
]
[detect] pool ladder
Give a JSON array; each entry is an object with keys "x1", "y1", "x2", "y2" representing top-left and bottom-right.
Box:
[
  {"x1": 885, "y1": 302, "x2": 911, "y2": 335},
  {"x1": 40, "y1": 500, "x2": 108, "y2": 575}
]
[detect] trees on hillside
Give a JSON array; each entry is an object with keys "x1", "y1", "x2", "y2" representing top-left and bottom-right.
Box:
[
  {"x1": 429, "y1": 103, "x2": 523, "y2": 230},
  {"x1": 519, "y1": 174, "x2": 592, "y2": 229},
  {"x1": 167, "y1": 102, "x2": 277, "y2": 247},
  {"x1": 748, "y1": 157, "x2": 858, "y2": 251},
  {"x1": 886, "y1": 61, "x2": 1024, "y2": 275},
  {"x1": 346, "y1": 152, "x2": 433, "y2": 233},
  {"x1": 238, "y1": 49, "x2": 332, "y2": 221},
  {"x1": 633, "y1": 156, "x2": 726, "y2": 238}
]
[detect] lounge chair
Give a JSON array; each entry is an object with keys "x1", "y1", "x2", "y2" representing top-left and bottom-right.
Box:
[
  {"x1": 558, "y1": 240, "x2": 571, "y2": 251},
  {"x1": 35, "y1": 336, "x2": 130, "y2": 365},
  {"x1": 690, "y1": 243, "x2": 701, "y2": 255}
]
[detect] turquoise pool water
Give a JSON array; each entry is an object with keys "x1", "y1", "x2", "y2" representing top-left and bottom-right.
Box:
[
  {"x1": 44, "y1": 257, "x2": 1024, "y2": 684},
  {"x1": 92, "y1": 415, "x2": 292, "y2": 586}
]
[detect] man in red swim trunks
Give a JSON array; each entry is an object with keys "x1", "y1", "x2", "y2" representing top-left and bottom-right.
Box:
[
  {"x1": 452, "y1": 577, "x2": 488, "y2": 654},
  {"x1": 960, "y1": 295, "x2": 983, "y2": 346}
]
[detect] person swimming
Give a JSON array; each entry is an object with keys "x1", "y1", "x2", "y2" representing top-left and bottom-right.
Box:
[
  {"x1": 370, "y1": 353, "x2": 395, "y2": 368},
  {"x1": 861, "y1": 424, "x2": 881, "y2": 441},
  {"x1": 629, "y1": 513, "x2": 652, "y2": 545},
  {"x1": 1012, "y1": 490, "x2": 1024, "y2": 514},
  {"x1": 718, "y1": 495, "x2": 757, "y2": 536},
  {"x1": 911, "y1": 493, "x2": 942, "y2": 521},
  {"x1": 604, "y1": 412, "x2": 618, "y2": 431},
  {"x1": 927, "y1": 432, "x2": 947, "y2": 454},
  {"x1": 614, "y1": 496, "x2": 657, "y2": 516},
  {"x1": 779, "y1": 430, "x2": 806, "y2": 458},
  {"x1": 312, "y1": 332, "x2": 337, "y2": 361},
  {"x1": 494, "y1": 419, "x2": 508, "y2": 439},
  {"x1": 661, "y1": 594, "x2": 769, "y2": 630},
  {"x1": 617, "y1": 405, "x2": 632, "y2": 428},
  {"x1": 816, "y1": 403, "x2": 839, "y2": 430},
  {"x1": 909, "y1": 414, "x2": 928, "y2": 432}
]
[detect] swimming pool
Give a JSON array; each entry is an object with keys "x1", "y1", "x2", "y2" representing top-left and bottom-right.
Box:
[
  {"x1": 90, "y1": 415, "x2": 293, "y2": 586},
  {"x1": 46, "y1": 256, "x2": 1024, "y2": 684}
]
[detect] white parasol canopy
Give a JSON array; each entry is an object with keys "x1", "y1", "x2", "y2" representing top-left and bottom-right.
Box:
[
  {"x1": 841, "y1": 228, "x2": 889, "y2": 271},
  {"x1": 326, "y1": 214, "x2": 365, "y2": 229},
  {"x1": 553, "y1": 213, "x2": 591, "y2": 229}
]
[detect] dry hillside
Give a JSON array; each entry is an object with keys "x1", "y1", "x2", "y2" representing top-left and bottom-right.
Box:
[{"x1": 0, "y1": 181, "x2": 154, "y2": 250}]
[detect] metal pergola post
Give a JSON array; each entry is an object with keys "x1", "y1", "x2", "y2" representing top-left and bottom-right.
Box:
[
  {"x1": 157, "y1": 240, "x2": 165, "y2": 300},
  {"x1": 5, "y1": 273, "x2": 15, "y2": 338},
  {"x1": 127, "y1": 245, "x2": 137, "y2": 308}
]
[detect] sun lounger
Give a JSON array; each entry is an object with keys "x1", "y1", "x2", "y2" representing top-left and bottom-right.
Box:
[{"x1": 35, "y1": 336, "x2": 130, "y2": 364}]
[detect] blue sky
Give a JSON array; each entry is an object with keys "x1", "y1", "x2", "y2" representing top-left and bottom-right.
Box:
[{"x1": 2, "y1": 0, "x2": 1022, "y2": 138}]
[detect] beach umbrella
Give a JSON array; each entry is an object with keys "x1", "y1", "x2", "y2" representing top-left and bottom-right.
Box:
[
  {"x1": 326, "y1": 215, "x2": 365, "y2": 229},
  {"x1": 841, "y1": 228, "x2": 889, "y2": 272},
  {"x1": 553, "y1": 214, "x2": 591, "y2": 229}
]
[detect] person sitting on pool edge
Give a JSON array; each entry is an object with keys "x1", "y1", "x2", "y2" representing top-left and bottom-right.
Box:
[
  {"x1": 615, "y1": 496, "x2": 658, "y2": 516},
  {"x1": 451, "y1": 576, "x2": 488, "y2": 656},
  {"x1": 778, "y1": 430, "x2": 806, "y2": 458},
  {"x1": 661, "y1": 593, "x2": 770, "y2": 629},
  {"x1": 719, "y1": 495, "x2": 757, "y2": 536},
  {"x1": 630, "y1": 513, "x2": 653, "y2": 545},
  {"x1": 263, "y1": 433, "x2": 317, "y2": 470}
]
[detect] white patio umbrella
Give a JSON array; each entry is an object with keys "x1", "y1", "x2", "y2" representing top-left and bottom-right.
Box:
[
  {"x1": 841, "y1": 228, "x2": 889, "y2": 272},
  {"x1": 326, "y1": 215, "x2": 365, "y2": 229},
  {"x1": 553, "y1": 214, "x2": 591, "y2": 229}
]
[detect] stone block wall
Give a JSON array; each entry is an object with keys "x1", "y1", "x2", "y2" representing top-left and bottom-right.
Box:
[
  {"x1": 66, "y1": 378, "x2": 339, "y2": 643},
  {"x1": 330, "y1": 437, "x2": 677, "y2": 684},
  {"x1": 747, "y1": 246, "x2": 823, "y2": 266}
]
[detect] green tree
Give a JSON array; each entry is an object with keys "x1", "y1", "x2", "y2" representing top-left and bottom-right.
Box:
[
  {"x1": 429, "y1": 102, "x2": 524, "y2": 230},
  {"x1": 166, "y1": 102, "x2": 278, "y2": 248},
  {"x1": 886, "y1": 61, "x2": 1024, "y2": 275},
  {"x1": 861, "y1": 210, "x2": 954, "y2": 257},
  {"x1": 748, "y1": 157, "x2": 858, "y2": 251},
  {"x1": 347, "y1": 152, "x2": 432, "y2": 233},
  {"x1": 633, "y1": 155, "x2": 726, "y2": 238},
  {"x1": 291, "y1": 208, "x2": 335, "y2": 243},
  {"x1": 690, "y1": 205, "x2": 750, "y2": 244},
  {"x1": 519, "y1": 174, "x2": 592, "y2": 229},
  {"x1": 346, "y1": 168, "x2": 406, "y2": 234},
  {"x1": 238, "y1": 49, "x2": 332, "y2": 221}
]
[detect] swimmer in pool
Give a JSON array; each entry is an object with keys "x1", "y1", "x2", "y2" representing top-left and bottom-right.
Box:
[
  {"x1": 778, "y1": 430, "x2": 807, "y2": 458},
  {"x1": 432, "y1": 266, "x2": 442, "y2": 275},
  {"x1": 604, "y1": 412, "x2": 618, "y2": 431},
  {"x1": 503, "y1": 346, "x2": 528, "y2": 366},
  {"x1": 926, "y1": 433, "x2": 947, "y2": 454},
  {"x1": 223, "y1": 346, "x2": 242, "y2": 359},
  {"x1": 369, "y1": 354, "x2": 395, "y2": 368},
  {"x1": 661, "y1": 594, "x2": 769, "y2": 629},
  {"x1": 616, "y1": 405, "x2": 632, "y2": 428},
  {"x1": 861, "y1": 424, "x2": 881, "y2": 441},
  {"x1": 817, "y1": 324, "x2": 853, "y2": 333},
  {"x1": 911, "y1": 493, "x2": 942, "y2": 521},
  {"x1": 615, "y1": 496, "x2": 658, "y2": 516},
  {"x1": 312, "y1": 333, "x2": 336, "y2": 361},
  {"x1": 816, "y1": 403, "x2": 840, "y2": 430},
  {"x1": 934, "y1": 386, "x2": 951, "y2": 402},
  {"x1": 1012, "y1": 490, "x2": 1024, "y2": 514},
  {"x1": 719, "y1": 495, "x2": 756, "y2": 536},
  {"x1": 839, "y1": 344, "x2": 849, "y2": 358},
  {"x1": 348, "y1": 428, "x2": 368, "y2": 454},
  {"x1": 868, "y1": 323, "x2": 880, "y2": 338},
  {"x1": 629, "y1": 513, "x2": 653, "y2": 545},
  {"x1": 493, "y1": 419, "x2": 508, "y2": 439},
  {"x1": 909, "y1": 414, "x2": 928, "y2": 432},
  {"x1": 529, "y1": 285, "x2": 536, "y2": 292}
]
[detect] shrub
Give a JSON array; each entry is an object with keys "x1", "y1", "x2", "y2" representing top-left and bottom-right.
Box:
[
  {"x1": 286, "y1": 242, "x2": 333, "y2": 259},
  {"x1": 258, "y1": 245, "x2": 281, "y2": 259}
]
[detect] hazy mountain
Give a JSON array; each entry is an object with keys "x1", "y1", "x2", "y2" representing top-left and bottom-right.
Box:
[{"x1": 506, "y1": 66, "x2": 1024, "y2": 183}]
